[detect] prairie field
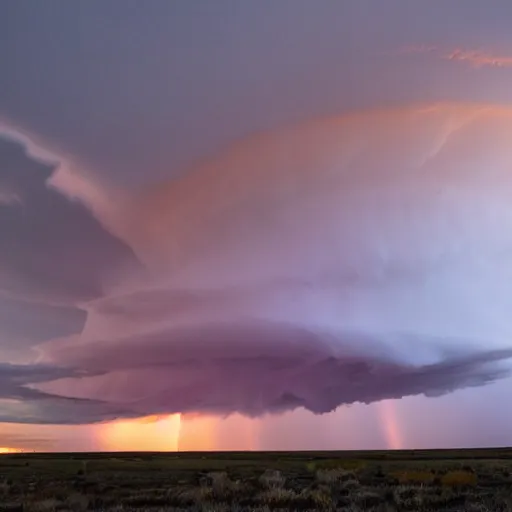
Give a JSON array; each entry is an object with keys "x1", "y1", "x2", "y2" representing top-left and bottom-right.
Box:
[{"x1": 1, "y1": 448, "x2": 512, "y2": 511}]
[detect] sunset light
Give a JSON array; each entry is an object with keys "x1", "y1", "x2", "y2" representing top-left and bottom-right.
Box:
[
  {"x1": 3, "y1": 0, "x2": 512, "y2": 508},
  {"x1": 98, "y1": 415, "x2": 181, "y2": 452},
  {"x1": 0, "y1": 447, "x2": 20, "y2": 454}
]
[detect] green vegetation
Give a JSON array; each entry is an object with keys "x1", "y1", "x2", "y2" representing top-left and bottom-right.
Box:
[{"x1": 1, "y1": 448, "x2": 512, "y2": 511}]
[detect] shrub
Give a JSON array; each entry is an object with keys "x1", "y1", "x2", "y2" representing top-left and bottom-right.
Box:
[
  {"x1": 171, "y1": 471, "x2": 246, "y2": 504},
  {"x1": 0, "y1": 481, "x2": 11, "y2": 496},
  {"x1": 259, "y1": 469, "x2": 285, "y2": 489},
  {"x1": 341, "y1": 478, "x2": 361, "y2": 492},
  {"x1": 441, "y1": 470, "x2": 477, "y2": 487},
  {"x1": 354, "y1": 489, "x2": 384, "y2": 508},
  {"x1": 207, "y1": 472, "x2": 231, "y2": 497},
  {"x1": 316, "y1": 468, "x2": 355, "y2": 485},
  {"x1": 65, "y1": 492, "x2": 89, "y2": 511},
  {"x1": 306, "y1": 461, "x2": 317, "y2": 472},
  {"x1": 170, "y1": 485, "x2": 214, "y2": 505},
  {"x1": 314, "y1": 459, "x2": 365, "y2": 471},
  {"x1": 394, "y1": 470, "x2": 435, "y2": 485},
  {"x1": 393, "y1": 484, "x2": 441, "y2": 509},
  {"x1": 199, "y1": 505, "x2": 232, "y2": 512},
  {"x1": 27, "y1": 498, "x2": 62, "y2": 512},
  {"x1": 258, "y1": 487, "x2": 296, "y2": 505},
  {"x1": 301, "y1": 487, "x2": 334, "y2": 509}
]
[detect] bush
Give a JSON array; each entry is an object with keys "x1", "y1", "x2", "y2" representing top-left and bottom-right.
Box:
[
  {"x1": 441, "y1": 470, "x2": 477, "y2": 487},
  {"x1": 207, "y1": 472, "x2": 231, "y2": 498},
  {"x1": 27, "y1": 498, "x2": 62, "y2": 512},
  {"x1": 393, "y1": 484, "x2": 440, "y2": 509},
  {"x1": 172, "y1": 472, "x2": 246, "y2": 505},
  {"x1": 300, "y1": 487, "x2": 334, "y2": 509},
  {"x1": 353, "y1": 489, "x2": 384, "y2": 508},
  {"x1": 0, "y1": 481, "x2": 11, "y2": 496},
  {"x1": 259, "y1": 469, "x2": 285, "y2": 489},
  {"x1": 169, "y1": 485, "x2": 214, "y2": 505},
  {"x1": 341, "y1": 478, "x2": 361, "y2": 492},
  {"x1": 316, "y1": 468, "x2": 355, "y2": 485},
  {"x1": 394, "y1": 470, "x2": 435, "y2": 485},
  {"x1": 65, "y1": 493, "x2": 89, "y2": 511},
  {"x1": 258, "y1": 487, "x2": 296, "y2": 505}
]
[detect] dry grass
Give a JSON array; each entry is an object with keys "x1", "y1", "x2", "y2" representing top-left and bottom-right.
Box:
[
  {"x1": 257, "y1": 487, "x2": 296, "y2": 504},
  {"x1": 316, "y1": 467, "x2": 355, "y2": 484},
  {"x1": 258, "y1": 469, "x2": 285, "y2": 489},
  {"x1": 394, "y1": 469, "x2": 436, "y2": 484},
  {"x1": 1, "y1": 450, "x2": 512, "y2": 511},
  {"x1": 441, "y1": 469, "x2": 478, "y2": 487}
]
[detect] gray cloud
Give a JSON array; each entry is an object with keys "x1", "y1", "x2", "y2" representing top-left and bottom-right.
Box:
[
  {"x1": 0, "y1": 363, "x2": 136, "y2": 424},
  {"x1": 0, "y1": 135, "x2": 143, "y2": 304},
  {"x1": 0, "y1": 297, "x2": 86, "y2": 346},
  {"x1": 2, "y1": 0, "x2": 512, "y2": 189}
]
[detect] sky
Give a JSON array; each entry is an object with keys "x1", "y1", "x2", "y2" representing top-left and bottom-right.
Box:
[{"x1": 2, "y1": 0, "x2": 512, "y2": 452}]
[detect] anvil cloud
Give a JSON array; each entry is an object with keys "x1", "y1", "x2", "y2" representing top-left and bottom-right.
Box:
[{"x1": 2, "y1": 103, "x2": 512, "y2": 424}]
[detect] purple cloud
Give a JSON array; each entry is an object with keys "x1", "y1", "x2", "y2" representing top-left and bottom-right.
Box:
[
  {"x1": 3, "y1": 104, "x2": 512, "y2": 424},
  {"x1": 40, "y1": 323, "x2": 512, "y2": 415},
  {"x1": 2, "y1": 323, "x2": 512, "y2": 423},
  {"x1": 0, "y1": 135, "x2": 143, "y2": 304},
  {"x1": 0, "y1": 297, "x2": 86, "y2": 345}
]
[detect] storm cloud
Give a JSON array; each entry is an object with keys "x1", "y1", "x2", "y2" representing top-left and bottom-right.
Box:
[
  {"x1": 1, "y1": 103, "x2": 512, "y2": 424},
  {"x1": 0, "y1": 135, "x2": 142, "y2": 304}
]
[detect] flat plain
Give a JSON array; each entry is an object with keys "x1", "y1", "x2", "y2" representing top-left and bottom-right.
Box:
[{"x1": 1, "y1": 448, "x2": 512, "y2": 511}]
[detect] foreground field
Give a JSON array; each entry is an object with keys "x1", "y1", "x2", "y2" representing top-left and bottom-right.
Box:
[{"x1": 1, "y1": 448, "x2": 512, "y2": 511}]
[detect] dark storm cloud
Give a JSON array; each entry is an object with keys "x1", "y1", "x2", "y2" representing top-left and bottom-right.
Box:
[
  {"x1": 1, "y1": 103, "x2": 512, "y2": 424},
  {"x1": 0, "y1": 135, "x2": 142, "y2": 304},
  {"x1": 1, "y1": 322, "x2": 512, "y2": 424},
  {"x1": 0, "y1": 97, "x2": 512, "y2": 432},
  {"x1": 0, "y1": 396, "x2": 134, "y2": 425},
  {"x1": 41, "y1": 321, "x2": 512, "y2": 417},
  {"x1": 0, "y1": 363, "x2": 135, "y2": 424},
  {"x1": 0, "y1": 362, "x2": 85, "y2": 403}
]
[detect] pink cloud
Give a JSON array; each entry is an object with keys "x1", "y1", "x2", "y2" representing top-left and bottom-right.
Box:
[
  {"x1": 402, "y1": 44, "x2": 512, "y2": 68},
  {"x1": 444, "y1": 48, "x2": 512, "y2": 68},
  {"x1": 3, "y1": 103, "x2": 512, "y2": 424}
]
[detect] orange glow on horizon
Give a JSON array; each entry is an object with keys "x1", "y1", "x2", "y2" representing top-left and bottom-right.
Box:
[
  {"x1": 178, "y1": 414, "x2": 218, "y2": 451},
  {"x1": 94, "y1": 413, "x2": 258, "y2": 452},
  {"x1": 98, "y1": 414, "x2": 181, "y2": 452},
  {"x1": 178, "y1": 413, "x2": 259, "y2": 451},
  {"x1": 0, "y1": 447, "x2": 21, "y2": 454}
]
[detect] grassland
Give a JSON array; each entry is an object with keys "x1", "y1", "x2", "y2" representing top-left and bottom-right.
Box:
[{"x1": 1, "y1": 448, "x2": 512, "y2": 511}]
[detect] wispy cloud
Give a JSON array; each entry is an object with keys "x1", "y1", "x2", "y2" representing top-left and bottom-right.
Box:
[
  {"x1": 402, "y1": 45, "x2": 512, "y2": 68},
  {"x1": 0, "y1": 189, "x2": 22, "y2": 206}
]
